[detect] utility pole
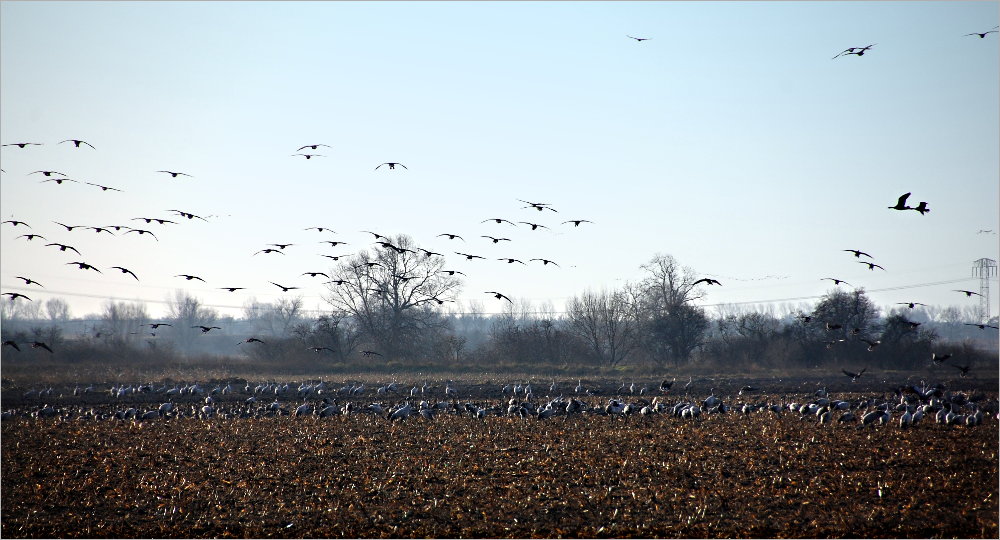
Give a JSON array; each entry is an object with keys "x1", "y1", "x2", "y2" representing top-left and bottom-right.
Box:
[{"x1": 972, "y1": 258, "x2": 996, "y2": 323}]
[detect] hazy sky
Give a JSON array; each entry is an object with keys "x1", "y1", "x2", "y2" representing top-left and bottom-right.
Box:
[{"x1": 1, "y1": 1, "x2": 998, "y2": 321}]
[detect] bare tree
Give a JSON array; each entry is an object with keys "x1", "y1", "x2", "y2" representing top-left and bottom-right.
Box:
[
  {"x1": 99, "y1": 300, "x2": 149, "y2": 345},
  {"x1": 165, "y1": 291, "x2": 219, "y2": 353},
  {"x1": 636, "y1": 254, "x2": 710, "y2": 365},
  {"x1": 566, "y1": 287, "x2": 640, "y2": 366},
  {"x1": 323, "y1": 234, "x2": 462, "y2": 362},
  {"x1": 45, "y1": 298, "x2": 71, "y2": 323},
  {"x1": 243, "y1": 296, "x2": 305, "y2": 337}
]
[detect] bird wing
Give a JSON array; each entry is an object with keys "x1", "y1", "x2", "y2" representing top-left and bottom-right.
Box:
[{"x1": 895, "y1": 192, "x2": 911, "y2": 206}]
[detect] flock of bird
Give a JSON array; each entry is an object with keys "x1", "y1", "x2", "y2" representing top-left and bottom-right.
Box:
[{"x1": 3, "y1": 376, "x2": 997, "y2": 430}]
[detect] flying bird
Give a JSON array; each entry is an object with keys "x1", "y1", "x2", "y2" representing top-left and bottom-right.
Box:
[
  {"x1": 88, "y1": 226, "x2": 116, "y2": 235},
  {"x1": 562, "y1": 219, "x2": 593, "y2": 227},
  {"x1": 965, "y1": 29, "x2": 998, "y2": 38},
  {"x1": 842, "y1": 368, "x2": 867, "y2": 381},
  {"x1": 912, "y1": 201, "x2": 930, "y2": 215},
  {"x1": 305, "y1": 226, "x2": 336, "y2": 233},
  {"x1": 519, "y1": 199, "x2": 558, "y2": 212},
  {"x1": 455, "y1": 252, "x2": 486, "y2": 260},
  {"x1": 859, "y1": 261, "x2": 885, "y2": 271},
  {"x1": 67, "y1": 261, "x2": 101, "y2": 272},
  {"x1": 132, "y1": 217, "x2": 177, "y2": 225},
  {"x1": 954, "y1": 290, "x2": 983, "y2": 297},
  {"x1": 518, "y1": 222, "x2": 549, "y2": 231},
  {"x1": 2, "y1": 142, "x2": 42, "y2": 148},
  {"x1": 3, "y1": 220, "x2": 30, "y2": 227},
  {"x1": 60, "y1": 139, "x2": 96, "y2": 149},
  {"x1": 362, "y1": 230, "x2": 389, "y2": 241},
  {"x1": 110, "y1": 266, "x2": 139, "y2": 280},
  {"x1": 219, "y1": 287, "x2": 246, "y2": 292},
  {"x1": 626, "y1": 35, "x2": 650, "y2": 41},
  {"x1": 15, "y1": 276, "x2": 43, "y2": 287},
  {"x1": 3, "y1": 292, "x2": 31, "y2": 301},
  {"x1": 823, "y1": 278, "x2": 850, "y2": 286},
  {"x1": 486, "y1": 291, "x2": 513, "y2": 302},
  {"x1": 319, "y1": 240, "x2": 349, "y2": 247},
  {"x1": 896, "y1": 302, "x2": 926, "y2": 309},
  {"x1": 418, "y1": 249, "x2": 442, "y2": 258},
  {"x1": 85, "y1": 182, "x2": 122, "y2": 192},
  {"x1": 530, "y1": 258, "x2": 560, "y2": 267},
  {"x1": 302, "y1": 272, "x2": 330, "y2": 278},
  {"x1": 292, "y1": 153, "x2": 325, "y2": 159},
  {"x1": 692, "y1": 278, "x2": 722, "y2": 286},
  {"x1": 30, "y1": 341, "x2": 54, "y2": 353},
  {"x1": 30, "y1": 170, "x2": 68, "y2": 177},
  {"x1": 860, "y1": 339, "x2": 881, "y2": 351},
  {"x1": 270, "y1": 282, "x2": 299, "y2": 292},
  {"x1": 158, "y1": 171, "x2": 192, "y2": 178},
  {"x1": 192, "y1": 326, "x2": 222, "y2": 333},
  {"x1": 297, "y1": 144, "x2": 331, "y2": 151},
  {"x1": 930, "y1": 353, "x2": 952, "y2": 365},
  {"x1": 145, "y1": 323, "x2": 173, "y2": 329},
  {"x1": 308, "y1": 346, "x2": 334, "y2": 353},
  {"x1": 254, "y1": 248, "x2": 285, "y2": 256},
  {"x1": 440, "y1": 270, "x2": 466, "y2": 276},
  {"x1": 843, "y1": 249, "x2": 872, "y2": 259},
  {"x1": 2, "y1": 340, "x2": 20, "y2": 351},
  {"x1": 16, "y1": 234, "x2": 45, "y2": 241},
  {"x1": 239, "y1": 337, "x2": 266, "y2": 345},
  {"x1": 167, "y1": 210, "x2": 209, "y2": 221},
  {"x1": 42, "y1": 177, "x2": 78, "y2": 185},
  {"x1": 498, "y1": 258, "x2": 526, "y2": 265},
  {"x1": 833, "y1": 44, "x2": 875, "y2": 58},
  {"x1": 176, "y1": 274, "x2": 206, "y2": 282},
  {"x1": 361, "y1": 350, "x2": 383, "y2": 357},
  {"x1": 953, "y1": 364, "x2": 971, "y2": 377},
  {"x1": 125, "y1": 229, "x2": 158, "y2": 240},
  {"x1": 46, "y1": 243, "x2": 81, "y2": 255},
  {"x1": 437, "y1": 233, "x2": 465, "y2": 240},
  {"x1": 482, "y1": 218, "x2": 516, "y2": 225},
  {"x1": 319, "y1": 254, "x2": 352, "y2": 261},
  {"x1": 482, "y1": 235, "x2": 511, "y2": 243},
  {"x1": 888, "y1": 192, "x2": 913, "y2": 211},
  {"x1": 964, "y1": 322, "x2": 999, "y2": 330},
  {"x1": 375, "y1": 162, "x2": 407, "y2": 170}
]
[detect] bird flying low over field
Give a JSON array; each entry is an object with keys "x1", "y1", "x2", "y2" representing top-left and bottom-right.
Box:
[
  {"x1": 842, "y1": 368, "x2": 867, "y2": 381},
  {"x1": 30, "y1": 341, "x2": 54, "y2": 353},
  {"x1": 192, "y1": 326, "x2": 222, "y2": 333},
  {"x1": 2, "y1": 340, "x2": 21, "y2": 351},
  {"x1": 239, "y1": 337, "x2": 266, "y2": 345},
  {"x1": 361, "y1": 350, "x2": 383, "y2": 357},
  {"x1": 964, "y1": 323, "x2": 999, "y2": 330}
]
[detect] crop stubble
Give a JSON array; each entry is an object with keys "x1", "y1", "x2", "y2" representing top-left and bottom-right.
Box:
[{"x1": 2, "y1": 414, "x2": 997, "y2": 538}]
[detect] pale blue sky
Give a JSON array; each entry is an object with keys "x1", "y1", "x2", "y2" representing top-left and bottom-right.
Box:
[{"x1": 1, "y1": 1, "x2": 998, "y2": 319}]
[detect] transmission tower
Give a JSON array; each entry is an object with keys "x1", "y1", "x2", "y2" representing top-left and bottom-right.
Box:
[{"x1": 972, "y1": 258, "x2": 997, "y2": 323}]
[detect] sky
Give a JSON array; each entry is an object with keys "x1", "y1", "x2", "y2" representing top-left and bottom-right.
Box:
[{"x1": 1, "y1": 1, "x2": 998, "y2": 322}]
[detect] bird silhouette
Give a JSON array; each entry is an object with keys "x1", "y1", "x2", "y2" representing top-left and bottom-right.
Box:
[
  {"x1": 955, "y1": 290, "x2": 983, "y2": 297},
  {"x1": 42, "y1": 177, "x2": 78, "y2": 185},
  {"x1": 562, "y1": 219, "x2": 593, "y2": 227},
  {"x1": 530, "y1": 258, "x2": 560, "y2": 267},
  {"x1": 146, "y1": 323, "x2": 173, "y2": 329},
  {"x1": 46, "y1": 243, "x2": 81, "y2": 255},
  {"x1": 375, "y1": 162, "x2": 407, "y2": 170},
  {"x1": 269, "y1": 243, "x2": 294, "y2": 250},
  {"x1": 842, "y1": 368, "x2": 867, "y2": 381},
  {"x1": 482, "y1": 235, "x2": 511, "y2": 243},
  {"x1": 140, "y1": 219, "x2": 178, "y2": 229},
  {"x1": 965, "y1": 29, "x2": 998, "y2": 38},
  {"x1": 518, "y1": 222, "x2": 549, "y2": 231},
  {"x1": 964, "y1": 322, "x2": 999, "y2": 330},
  {"x1": 305, "y1": 226, "x2": 336, "y2": 233},
  {"x1": 319, "y1": 254, "x2": 352, "y2": 261},
  {"x1": 440, "y1": 270, "x2": 466, "y2": 276},
  {"x1": 88, "y1": 226, "x2": 116, "y2": 235},
  {"x1": 860, "y1": 339, "x2": 881, "y2": 351},
  {"x1": 482, "y1": 218, "x2": 516, "y2": 225},
  {"x1": 361, "y1": 350, "x2": 383, "y2": 357},
  {"x1": 930, "y1": 352, "x2": 952, "y2": 365},
  {"x1": 292, "y1": 153, "x2": 325, "y2": 159},
  {"x1": 192, "y1": 326, "x2": 222, "y2": 333},
  {"x1": 85, "y1": 182, "x2": 122, "y2": 192},
  {"x1": 896, "y1": 302, "x2": 926, "y2": 309},
  {"x1": 3, "y1": 292, "x2": 31, "y2": 301},
  {"x1": 176, "y1": 274, "x2": 206, "y2": 282},
  {"x1": 953, "y1": 364, "x2": 970, "y2": 377},
  {"x1": 60, "y1": 139, "x2": 96, "y2": 149},
  {"x1": 240, "y1": 337, "x2": 266, "y2": 344},
  {"x1": 519, "y1": 199, "x2": 558, "y2": 212},
  {"x1": 125, "y1": 229, "x2": 158, "y2": 240},
  {"x1": 110, "y1": 267, "x2": 139, "y2": 280},
  {"x1": 16, "y1": 234, "x2": 45, "y2": 241},
  {"x1": 67, "y1": 262, "x2": 101, "y2": 272},
  {"x1": 319, "y1": 240, "x2": 349, "y2": 247},
  {"x1": 833, "y1": 44, "x2": 875, "y2": 58},
  {"x1": 360, "y1": 262, "x2": 384, "y2": 269},
  {"x1": 2, "y1": 340, "x2": 20, "y2": 351},
  {"x1": 219, "y1": 287, "x2": 246, "y2": 292},
  {"x1": 823, "y1": 278, "x2": 850, "y2": 286},
  {"x1": 3, "y1": 220, "x2": 30, "y2": 227},
  {"x1": 297, "y1": 144, "x2": 331, "y2": 151},
  {"x1": 912, "y1": 201, "x2": 930, "y2": 215},
  {"x1": 308, "y1": 346, "x2": 335, "y2": 353},
  {"x1": 167, "y1": 210, "x2": 209, "y2": 221},
  {"x1": 270, "y1": 282, "x2": 299, "y2": 292},
  {"x1": 455, "y1": 252, "x2": 486, "y2": 260},
  {"x1": 14, "y1": 276, "x2": 43, "y2": 286},
  {"x1": 888, "y1": 192, "x2": 913, "y2": 211},
  {"x1": 2, "y1": 142, "x2": 42, "y2": 148},
  {"x1": 626, "y1": 35, "x2": 650, "y2": 41},
  {"x1": 859, "y1": 261, "x2": 885, "y2": 271},
  {"x1": 30, "y1": 341, "x2": 54, "y2": 353},
  {"x1": 30, "y1": 170, "x2": 68, "y2": 177},
  {"x1": 302, "y1": 272, "x2": 330, "y2": 278},
  {"x1": 325, "y1": 280, "x2": 348, "y2": 286},
  {"x1": 254, "y1": 248, "x2": 285, "y2": 256},
  {"x1": 418, "y1": 249, "x2": 442, "y2": 258},
  {"x1": 437, "y1": 233, "x2": 465, "y2": 240},
  {"x1": 157, "y1": 171, "x2": 192, "y2": 178},
  {"x1": 486, "y1": 291, "x2": 513, "y2": 302},
  {"x1": 843, "y1": 249, "x2": 872, "y2": 259},
  {"x1": 692, "y1": 278, "x2": 722, "y2": 286},
  {"x1": 362, "y1": 231, "x2": 389, "y2": 241},
  {"x1": 498, "y1": 258, "x2": 526, "y2": 265}
]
